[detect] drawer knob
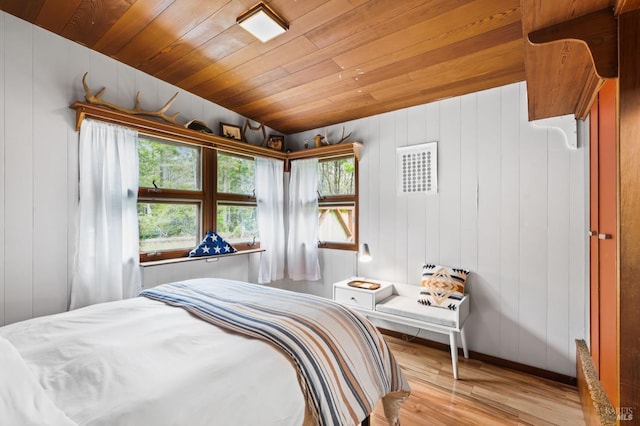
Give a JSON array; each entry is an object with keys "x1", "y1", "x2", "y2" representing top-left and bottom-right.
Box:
[{"x1": 350, "y1": 297, "x2": 357, "y2": 301}]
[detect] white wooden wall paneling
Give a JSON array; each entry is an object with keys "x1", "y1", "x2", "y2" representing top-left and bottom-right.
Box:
[
  {"x1": 66, "y1": 39, "x2": 90, "y2": 307},
  {"x1": 518, "y1": 83, "x2": 550, "y2": 368},
  {"x1": 393, "y1": 109, "x2": 409, "y2": 285},
  {"x1": 439, "y1": 97, "x2": 462, "y2": 267},
  {"x1": 141, "y1": 255, "x2": 251, "y2": 289},
  {"x1": 202, "y1": 100, "x2": 222, "y2": 136},
  {"x1": 424, "y1": 102, "x2": 441, "y2": 265},
  {"x1": 357, "y1": 118, "x2": 373, "y2": 279},
  {"x1": 472, "y1": 89, "x2": 502, "y2": 355},
  {"x1": 546, "y1": 128, "x2": 572, "y2": 373},
  {"x1": 317, "y1": 250, "x2": 330, "y2": 295},
  {"x1": 4, "y1": 15, "x2": 34, "y2": 324},
  {"x1": 366, "y1": 117, "x2": 381, "y2": 279},
  {"x1": 498, "y1": 84, "x2": 521, "y2": 361},
  {"x1": 459, "y1": 93, "x2": 479, "y2": 349},
  {"x1": 320, "y1": 249, "x2": 351, "y2": 299},
  {"x1": 285, "y1": 82, "x2": 587, "y2": 376},
  {"x1": 377, "y1": 112, "x2": 397, "y2": 281},
  {"x1": 32, "y1": 27, "x2": 69, "y2": 317},
  {"x1": 115, "y1": 63, "x2": 136, "y2": 108},
  {"x1": 571, "y1": 119, "x2": 588, "y2": 348},
  {"x1": 0, "y1": 13, "x2": 5, "y2": 325},
  {"x1": 405, "y1": 105, "x2": 428, "y2": 283}
]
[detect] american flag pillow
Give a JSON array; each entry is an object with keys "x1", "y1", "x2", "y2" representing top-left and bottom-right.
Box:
[
  {"x1": 189, "y1": 231, "x2": 237, "y2": 257},
  {"x1": 418, "y1": 264, "x2": 469, "y2": 310}
]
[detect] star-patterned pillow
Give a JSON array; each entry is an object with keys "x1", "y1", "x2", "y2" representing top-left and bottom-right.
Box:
[
  {"x1": 418, "y1": 264, "x2": 469, "y2": 310},
  {"x1": 188, "y1": 231, "x2": 237, "y2": 257}
]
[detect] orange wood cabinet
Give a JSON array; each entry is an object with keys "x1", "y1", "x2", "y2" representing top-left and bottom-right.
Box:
[{"x1": 589, "y1": 79, "x2": 618, "y2": 409}]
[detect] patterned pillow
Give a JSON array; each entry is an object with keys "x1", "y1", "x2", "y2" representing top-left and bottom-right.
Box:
[
  {"x1": 418, "y1": 264, "x2": 469, "y2": 310},
  {"x1": 189, "y1": 231, "x2": 237, "y2": 257}
]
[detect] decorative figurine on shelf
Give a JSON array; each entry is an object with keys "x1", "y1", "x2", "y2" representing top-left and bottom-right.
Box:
[
  {"x1": 185, "y1": 119, "x2": 213, "y2": 134},
  {"x1": 314, "y1": 134, "x2": 324, "y2": 148},
  {"x1": 242, "y1": 119, "x2": 267, "y2": 145},
  {"x1": 267, "y1": 135, "x2": 284, "y2": 151}
]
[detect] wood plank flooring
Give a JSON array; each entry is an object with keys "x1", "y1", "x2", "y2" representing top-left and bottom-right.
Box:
[{"x1": 370, "y1": 335, "x2": 585, "y2": 425}]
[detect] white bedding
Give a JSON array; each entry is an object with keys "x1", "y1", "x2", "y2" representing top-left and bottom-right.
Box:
[{"x1": 0, "y1": 296, "x2": 305, "y2": 426}]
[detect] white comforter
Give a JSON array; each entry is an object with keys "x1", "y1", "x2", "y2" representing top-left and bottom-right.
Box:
[{"x1": 0, "y1": 297, "x2": 305, "y2": 426}]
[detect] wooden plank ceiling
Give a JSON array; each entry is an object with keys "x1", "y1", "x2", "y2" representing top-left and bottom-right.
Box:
[{"x1": 0, "y1": 0, "x2": 526, "y2": 134}]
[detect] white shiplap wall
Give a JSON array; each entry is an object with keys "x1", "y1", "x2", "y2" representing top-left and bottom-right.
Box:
[
  {"x1": 0, "y1": 12, "x2": 254, "y2": 326},
  {"x1": 286, "y1": 83, "x2": 589, "y2": 377}
]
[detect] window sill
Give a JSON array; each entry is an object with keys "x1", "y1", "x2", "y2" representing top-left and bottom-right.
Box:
[{"x1": 140, "y1": 248, "x2": 264, "y2": 267}]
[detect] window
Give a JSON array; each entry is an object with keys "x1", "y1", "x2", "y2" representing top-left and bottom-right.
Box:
[
  {"x1": 74, "y1": 105, "x2": 361, "y2": 263},
  {"x1": 138, "y1": 202, "x2": 200, "y2": 253},
  {"x1": 216, "y1": 152, "x2": 258, "y2": 246},
  {"x1": 138, "y1": 136, "x2": 205, "y2": 261},
  {"x1": 138, "y1": 139, "x2": 260, "y2": 261},
  {"x1": 317, "y1": 155, "x2": 358, "y2": 250}
]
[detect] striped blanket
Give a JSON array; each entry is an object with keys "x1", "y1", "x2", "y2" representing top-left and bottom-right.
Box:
[{"x1": 140, "y1": 278, "x2": 410, "y2": 426}]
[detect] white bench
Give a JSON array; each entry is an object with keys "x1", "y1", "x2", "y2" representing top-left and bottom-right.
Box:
[{"x1": 333, "y1": 278, "x2": 470, "y2": 379}]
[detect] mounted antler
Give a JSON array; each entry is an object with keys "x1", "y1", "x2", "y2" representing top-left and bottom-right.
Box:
[
  {"x1": 335, "y1": 126, "x2": 352, "y2": 144},
  {"x1": 82, "y1": 72, "x2": 182, "y2": 126}
]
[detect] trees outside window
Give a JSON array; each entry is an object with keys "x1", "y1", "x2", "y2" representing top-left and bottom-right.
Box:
[
  {"x1": 317, "y1": 156, "x2": 358, "y2": 250},
  {"x1": 137, "y1": 136, "x2": 358, "y2": 261},
  {"x1": 137, "y1": 138, "x2": 257, "y2": 261}
]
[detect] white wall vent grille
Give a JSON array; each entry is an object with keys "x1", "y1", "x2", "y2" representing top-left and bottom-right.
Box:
[{"x1": 397, "y1": 142, "x2": 437, "y2": 194}]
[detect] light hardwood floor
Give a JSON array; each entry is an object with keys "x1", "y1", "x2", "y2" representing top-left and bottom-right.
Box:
[{"x1": 370, "y1": 335, "x2": 585, "y2": 425}]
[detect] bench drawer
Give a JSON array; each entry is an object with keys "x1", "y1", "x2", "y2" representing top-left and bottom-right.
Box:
[{"x1": 334, "y1": 287, "x2": 377, "y2": 310}]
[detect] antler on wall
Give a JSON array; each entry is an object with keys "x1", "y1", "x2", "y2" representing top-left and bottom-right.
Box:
[{"x1": 82, "y1": 72, "x2": 182, "y2": 126}]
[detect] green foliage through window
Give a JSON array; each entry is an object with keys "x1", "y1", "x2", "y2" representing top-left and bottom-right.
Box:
[
  {"x1": 138, "y1": 137, "x2": 201, "y2": 190},
  {"x1": 217, "y1": 152, "x2": 255, "y2": 195},
  {"x1": 318, "y1": 157, "x2": 355, "y2": 196},
  {"x1": 138, "y1": 202, "x2": 199, "y2": 253},
  {"x1": 216, "y1": 204, "x2": 258, "y2": 244}
]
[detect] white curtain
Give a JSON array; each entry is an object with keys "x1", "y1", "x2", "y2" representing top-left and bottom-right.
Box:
[
  {"x1": 70, "y1": 119, "x2": 141, "y2": 309},
  {"x1": 255, "y1": 157, "x2": 285, "y2": 284},
  {"x1": 287, "y1": 158, "x2": 321, "y2": 281}
]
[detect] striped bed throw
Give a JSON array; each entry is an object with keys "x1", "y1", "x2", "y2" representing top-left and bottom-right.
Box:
[{"x1": 140, "y1": 278, "x2": 410, "y2": 426}]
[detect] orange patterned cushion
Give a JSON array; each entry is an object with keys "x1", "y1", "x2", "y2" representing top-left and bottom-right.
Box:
[{"x1": 418, "y1": 264, "x2": 468, "y2": 310}]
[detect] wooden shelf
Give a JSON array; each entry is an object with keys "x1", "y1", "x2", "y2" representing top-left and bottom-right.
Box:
[
  {"x1": 521, "y1": 3, "x2": 617, "y2": 121},
  {"x1": 70, "y1": 102, "x2": 361, "y2": 165}
]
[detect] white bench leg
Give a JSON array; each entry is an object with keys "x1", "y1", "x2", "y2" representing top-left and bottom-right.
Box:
[
  {"x1": 460, "y1": 327, "x2": 469, "y2": 359},
  {"x1": 449, "y1": 330, "x2": 459, "y2": 380}
]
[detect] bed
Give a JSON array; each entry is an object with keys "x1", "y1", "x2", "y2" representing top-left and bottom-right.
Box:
[{"x1": 0, "y1": 278, "x2": 410, "y2": 426}]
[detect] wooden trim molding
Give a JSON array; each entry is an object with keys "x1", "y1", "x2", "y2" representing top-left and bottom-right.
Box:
[{"x1": 70, "y1": 102, "x2": 361, "y2": 163}]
